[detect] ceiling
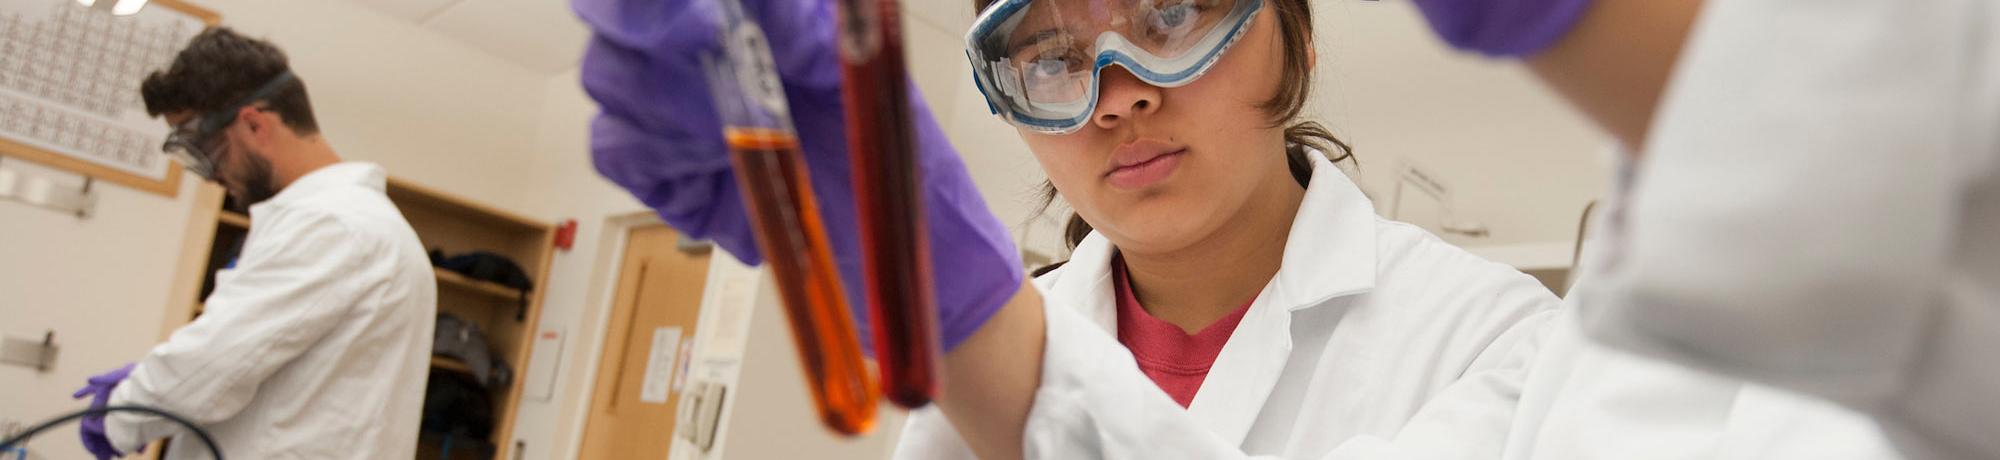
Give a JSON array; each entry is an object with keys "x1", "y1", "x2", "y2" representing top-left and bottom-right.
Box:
[
  {"x1": 340, "y1": 0, "x2": 590, "y2": 74},
  {"x1": 338, "y1": 0, "x2": 978, "y2": 75}
]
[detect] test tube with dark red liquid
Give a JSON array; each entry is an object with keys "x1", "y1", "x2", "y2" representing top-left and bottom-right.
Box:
[{"x1": 837, "y1": 0, "x2": 941, "y2": 408}]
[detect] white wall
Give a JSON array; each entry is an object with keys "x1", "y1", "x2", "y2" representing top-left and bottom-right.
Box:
[
  {"x1": 1312, "y1": 2, "x2": 1608, "y2": 249},
  {"x1": 207, "y1": 0, "x2": 552, "y2": 207},
  {"x1": 497, "y1": 67, "x2": 649, "y2": 460},
  {"x1": 0, "y1": 161, "x2": 197, "y2": 460}
]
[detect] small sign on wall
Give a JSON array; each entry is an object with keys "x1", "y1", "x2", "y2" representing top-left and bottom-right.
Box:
[
  {"x1": 640, "y1": 326, "x2": 683, "y2": 404},
  {"x1": 524, "y1": 328, "x2": 564, "y2": 402}
]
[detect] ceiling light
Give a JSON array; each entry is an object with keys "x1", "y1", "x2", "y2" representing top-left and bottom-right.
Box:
[{"x1": 112, "y1": 0, "x2": 148, "y2": 16}]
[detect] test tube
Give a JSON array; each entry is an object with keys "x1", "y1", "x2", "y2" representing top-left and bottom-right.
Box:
[
  {"x1": 705, "y1": 0, "x2": 879, "y2": 435},
  {"x1": 836, "y1": 0, "x2": 941, "y2": 408}
]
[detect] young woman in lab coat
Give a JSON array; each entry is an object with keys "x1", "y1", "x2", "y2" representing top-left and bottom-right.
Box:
[
  {"x1": 890, "y1": 0, "x2": 1576, "y2": 457},
  {"x1": 576, "y1": 0, "x2": 1560, "y2": 458}
]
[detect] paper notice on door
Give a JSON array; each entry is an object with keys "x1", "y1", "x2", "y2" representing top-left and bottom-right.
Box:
[{"x1": 640, "y1": 326, "x2": 683, "y2": 404}]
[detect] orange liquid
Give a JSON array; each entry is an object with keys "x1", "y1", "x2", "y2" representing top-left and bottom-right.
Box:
[
  {"x1": 839, "y1": 0, "x2": 940, "y2": 409},
  {"x1": 725, "y1": 128, "x2": 879, "y2": 435}
]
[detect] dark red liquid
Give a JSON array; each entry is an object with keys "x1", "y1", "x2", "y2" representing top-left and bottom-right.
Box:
[
  {"x1": 726, "y1": 129, "x2": 879, "y2": 435},
  {"x1": 838, "y1": 0, "x2": 940, "y2": 409}
]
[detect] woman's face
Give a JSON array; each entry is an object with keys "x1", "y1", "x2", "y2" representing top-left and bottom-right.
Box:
[{"x1": 1019, "y1": 6, "x2": 1295, "y2": 255}]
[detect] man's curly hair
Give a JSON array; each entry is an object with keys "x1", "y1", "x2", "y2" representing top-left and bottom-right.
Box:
[{"x1": 141, "y1": 27, "x2": 318, "y2": 134}]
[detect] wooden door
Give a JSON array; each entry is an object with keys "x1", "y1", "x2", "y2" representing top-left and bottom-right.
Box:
[{"x1": 579, "y1": 225, "x2": 711, "y2": 460}]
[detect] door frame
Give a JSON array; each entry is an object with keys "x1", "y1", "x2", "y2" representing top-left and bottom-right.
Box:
[{"x1": 555, "y1": 211, "x2": 673, "y2": 460}]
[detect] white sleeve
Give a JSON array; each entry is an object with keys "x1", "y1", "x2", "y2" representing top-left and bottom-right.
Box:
[
  {"x1": 1578, "y1": 0, "x2": 1962, "y2": 406},
  {"x1": 1506, "y1": 305, "x2": 1903, "y2": 460},
  {"x1": 1575, "y1": 0, "x2": 2000, "y2": 457},
  {"x1": 104, "y1": 210, "x2": 378, "y2": 452},
  {"x1": 1353, "y1": 310, "x2": 1552, "y2": 459},
  {"x1": 897, "y1": 288, "x2": 1553, "y2": 460}
]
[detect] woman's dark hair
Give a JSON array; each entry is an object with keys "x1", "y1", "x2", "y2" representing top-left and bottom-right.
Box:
[
  {"x1": 975, "y1": 0, "x2": 1357, "y2": 276},
  {"x1": 141, "y1": 27, "x2": 319, "y2": 135}
]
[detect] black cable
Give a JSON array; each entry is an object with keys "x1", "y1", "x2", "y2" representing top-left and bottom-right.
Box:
[{"x1": 0, "y1": 405, "x2": 223, "y2": 460}]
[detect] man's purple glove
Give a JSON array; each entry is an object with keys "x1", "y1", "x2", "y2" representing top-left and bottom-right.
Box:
[
  {"x1": 71, "y1": 363, "x2": 137, "y2": 459},
  {"x1": 1410, "y1": 0, "x2": 1597, "y2": 57},
  {"x1": 572, "y1": 0, "x2": 1023, "y2": 351}
]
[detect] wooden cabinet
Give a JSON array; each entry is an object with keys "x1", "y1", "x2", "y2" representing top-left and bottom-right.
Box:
[{"x1": 162, "y1": 177, "x2": 553, "y2": 460}]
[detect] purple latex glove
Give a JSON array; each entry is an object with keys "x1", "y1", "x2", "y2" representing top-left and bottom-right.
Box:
[
  {"x1": 1411, "y1": 0, "x2": 1597, "y2": 57},
  {"x1": 71, "y1": 363, "x2": 136, "y2": 460},
  {"x1": 572, "y1": 0, "x2": 1023, "y2": 351}
]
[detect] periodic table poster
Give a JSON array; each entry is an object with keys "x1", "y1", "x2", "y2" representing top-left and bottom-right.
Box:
[{"x1": 0, "y1": 0, "x2": 217, "y2": 197}]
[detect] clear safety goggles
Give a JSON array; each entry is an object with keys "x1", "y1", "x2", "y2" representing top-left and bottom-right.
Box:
[
  {"x1": 965, "y1": 0, "x2": 1264, "y2": 134},
  {"x1": 160, "y1": 71, "x2": 294, "y2": 180},
  {"x1": 162, "y1": 118, "x2": 224, "y2": 179}
]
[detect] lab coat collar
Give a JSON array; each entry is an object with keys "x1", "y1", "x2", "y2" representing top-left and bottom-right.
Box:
[
  {"x1": 1267, "y1": 152, "x2": 1379, "y2": 308},
  {"x1": 1048, "y1": 231, "x2": 1122, "y2": 334},
  {"x1": 1042, "y1": 150, "x2": 1378, "y2": 446},
  {"x1": 256, "y1": 162, "x2": 388, "y2": 212}
]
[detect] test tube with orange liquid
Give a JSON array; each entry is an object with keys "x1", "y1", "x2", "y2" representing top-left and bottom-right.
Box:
[{"x1": 705, "y1": 0, "x2": 878, "y2": 435}]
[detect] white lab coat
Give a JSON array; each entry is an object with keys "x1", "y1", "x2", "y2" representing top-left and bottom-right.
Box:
[
  {"x1": 1505, "y1": 298, "x2": 1903, "y2": 460},
  {"x1": 1572, "y1": 0, "x2": 2000, "y2": 458},
  {"x1": 106, "y1": 163, "x2": 437, "y2": 459},
  {"x1": 896, "y1": 152, "x2": 1563, "y2": 459}
]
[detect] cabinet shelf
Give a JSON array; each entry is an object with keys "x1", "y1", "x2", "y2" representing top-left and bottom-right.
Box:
[
  {"x1": 430, "y1": 356, "x2": 475, "y2": 375},
  {"x1": 218, "y1": 211, "x2": 249, "y2": 229},
  {"x1": 434, "y1": 269, "x2": 524, "y2": 300}
]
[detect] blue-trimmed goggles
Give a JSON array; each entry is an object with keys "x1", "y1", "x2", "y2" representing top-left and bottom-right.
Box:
[{"x1": 965, "y1": 0, "x2": 1263, "y2": 134}]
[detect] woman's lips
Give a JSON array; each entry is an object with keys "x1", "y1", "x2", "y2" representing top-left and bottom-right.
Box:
[{"x1": 1105, "y1": 147, "x2": 1186, "y2": 190}]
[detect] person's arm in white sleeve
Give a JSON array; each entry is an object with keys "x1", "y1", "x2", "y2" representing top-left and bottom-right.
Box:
[
  {"x1": 1578, "y1": 0, "x2": 1958, "y2": 412},
  {"x1": 103, "y1": 210, "x2": 379, "y2": 452},
  {"x1": 1347, "y1": 310, "x2": 1554, "y2": 459},
  {"x1": 1573, "y1": 1, "x2": 1998, "y2": 457}
]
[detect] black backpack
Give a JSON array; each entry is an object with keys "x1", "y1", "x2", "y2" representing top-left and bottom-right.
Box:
[
  {"x1": 431, "y1": 313, "x2": 513, "y2": 389},
  {"x1": 431, "y1": 250, "x2": 534, "y2": 321},
  {"x1": 419, "y1": 369, "x2": 496, "y2": 459},
  {"x1": 420, "y1": 370, "x2": 494, "y2": 439}
]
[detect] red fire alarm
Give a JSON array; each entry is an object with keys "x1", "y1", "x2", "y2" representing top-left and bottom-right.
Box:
[{"x1": 554, "y1": 219, "x2": 578, "y2": 251}]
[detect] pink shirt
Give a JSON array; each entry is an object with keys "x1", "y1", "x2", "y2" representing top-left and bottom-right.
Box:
[{"x1": 1112, "y1": 258, "x2": 1256, "y2": 408}]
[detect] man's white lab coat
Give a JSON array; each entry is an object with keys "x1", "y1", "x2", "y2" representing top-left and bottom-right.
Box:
[{"x1": 107, "y1": 162, "x2": 437, "y2": 459}]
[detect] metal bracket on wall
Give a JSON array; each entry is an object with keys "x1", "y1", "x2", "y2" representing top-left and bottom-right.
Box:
[
  {"x1": 1389, "y1": 160, "x2": 1489, "y2": 239},
  {"x1": 0, "y1": 331, "x2": 59, "y2": 373},
  {"x1": 0, "y1": 157, "x2": 98, "y2": 218}
]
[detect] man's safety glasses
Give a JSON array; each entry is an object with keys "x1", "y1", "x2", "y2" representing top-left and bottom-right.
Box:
[{"x1": 160, "y1": 71, "x2": 294, "y2": 179}]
